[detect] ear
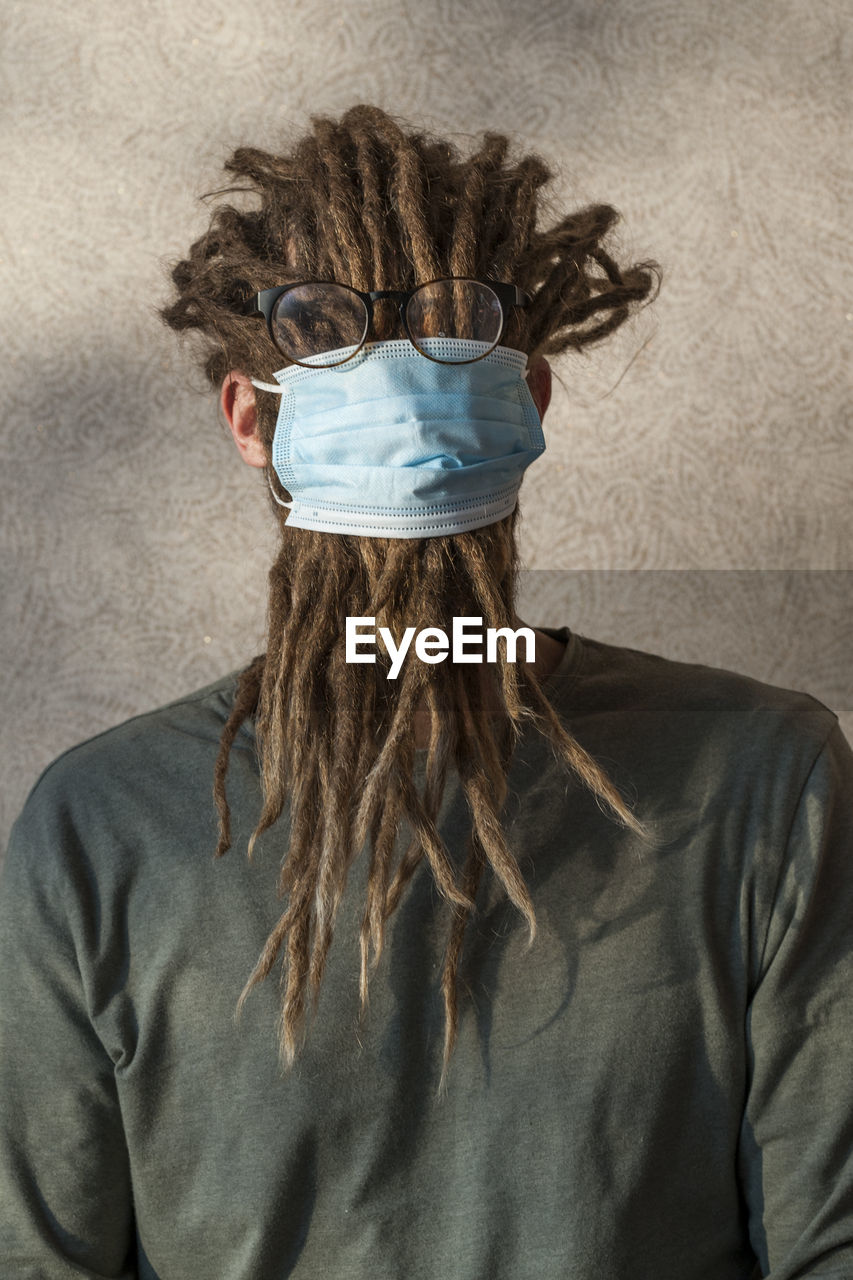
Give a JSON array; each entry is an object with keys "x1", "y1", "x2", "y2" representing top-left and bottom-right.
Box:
[
  {"x1": 220, "y1": 372, "x2": 267, "y2": 468},
  {"x1": 526, "y1": 355, "x2": 552, "y2": 420}
]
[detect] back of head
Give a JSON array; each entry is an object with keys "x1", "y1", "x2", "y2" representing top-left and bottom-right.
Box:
[{"x1": 161, "y1": 103, "x2": 659, "y2": 1091}]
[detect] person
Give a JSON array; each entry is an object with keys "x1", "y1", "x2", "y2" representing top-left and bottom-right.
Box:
[{"x1": 1, "y1": 103, "x2": 851, "y2": 1280}]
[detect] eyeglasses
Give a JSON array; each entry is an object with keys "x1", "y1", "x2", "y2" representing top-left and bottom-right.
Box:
[{"x1": 246, "y1": 277, "x2": 530, "y2": 367}]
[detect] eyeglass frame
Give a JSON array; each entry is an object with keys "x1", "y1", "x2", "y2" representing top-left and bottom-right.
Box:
[{"x1": 244, "y1": 277, "x2": 531, "y2": 367}]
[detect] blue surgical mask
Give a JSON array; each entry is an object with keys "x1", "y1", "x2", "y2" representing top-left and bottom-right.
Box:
[{"x1": 250, "y1": 337, "x2": 545, "y2": 538}]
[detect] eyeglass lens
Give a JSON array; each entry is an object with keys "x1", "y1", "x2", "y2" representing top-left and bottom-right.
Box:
[{"x1": 270, "y1": 280, "x2": 504, "y2": 366}]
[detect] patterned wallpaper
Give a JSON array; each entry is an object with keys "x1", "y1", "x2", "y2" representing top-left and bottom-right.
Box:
[{"x1": 2, "y1": 0, "x2": 851, "y2": 851}]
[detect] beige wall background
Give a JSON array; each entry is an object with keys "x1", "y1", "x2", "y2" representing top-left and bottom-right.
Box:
[{"x1": 2, "y1": 0, "x2": 851, "y2": 853}]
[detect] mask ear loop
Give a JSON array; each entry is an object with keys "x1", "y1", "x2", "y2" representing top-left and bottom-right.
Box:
[
  {"x1": 266, "y1": 474, "x2": 293, "y2": 509},
  {"x1": 250, "y1": 378, "x2": 295, "y2": 509}
]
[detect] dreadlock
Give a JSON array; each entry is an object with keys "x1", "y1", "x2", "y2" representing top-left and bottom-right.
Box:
[{"x1": 161, "y1": 103, "x2": 660, "y2": 1094}]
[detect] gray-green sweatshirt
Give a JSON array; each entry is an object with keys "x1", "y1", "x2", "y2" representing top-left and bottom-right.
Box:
[{"x1": 1, "y1": 628, "x2": 852, "y2": 1279}]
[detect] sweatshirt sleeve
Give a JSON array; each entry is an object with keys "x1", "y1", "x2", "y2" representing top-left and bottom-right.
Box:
[
  {"x1": 0, "y1": 774, "x2": 137, "y2": 1279},
  {"x1": 739, "y1": 721, "x2": 853, "y2": 1279}
]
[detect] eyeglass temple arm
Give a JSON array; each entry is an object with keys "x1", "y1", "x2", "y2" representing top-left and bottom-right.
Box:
[{"x1": 232, "y1": 281, "x2": 265, "y2": 316}]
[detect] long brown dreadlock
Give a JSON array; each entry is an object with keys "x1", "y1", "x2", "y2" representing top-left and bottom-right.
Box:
[{"x1": 161, "y1": 103, "x2": 660, "y2": 1092}]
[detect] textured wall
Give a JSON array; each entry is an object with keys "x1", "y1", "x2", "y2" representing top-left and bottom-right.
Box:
[{"x1": 2, "y1": 0, "x2": 851, "y2": 851}]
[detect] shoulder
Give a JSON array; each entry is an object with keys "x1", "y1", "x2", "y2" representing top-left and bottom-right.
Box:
[
  {"x1": 571, "y1": 634, "x2": 829, "y2": 737},
  {"x1": 546, "y1": 633, "x2": 842, "y2": 832},
  {"x1": 6, "y1": 671, "x2": 248, "y2": 860},
  {"x1": 542, "y1": 635, "x2": 853, "y2": 902}
]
